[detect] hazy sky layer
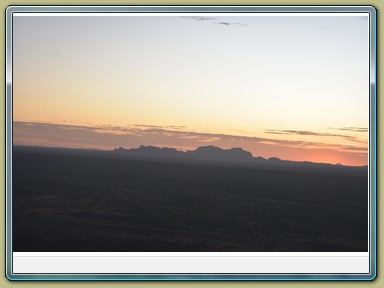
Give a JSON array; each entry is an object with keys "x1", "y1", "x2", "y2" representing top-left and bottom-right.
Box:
[{"x1": 13, "y1": 13, "x2": 370, "y2": 165}]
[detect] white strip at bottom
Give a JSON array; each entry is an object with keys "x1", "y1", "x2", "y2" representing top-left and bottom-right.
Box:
[{"x1": 13, "y1": 253, "x2": 369, "y2": 274}]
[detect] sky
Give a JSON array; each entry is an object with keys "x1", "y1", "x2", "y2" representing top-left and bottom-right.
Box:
[{"x1": 12, "y1": 13, "x2": 370, "y2": 166}]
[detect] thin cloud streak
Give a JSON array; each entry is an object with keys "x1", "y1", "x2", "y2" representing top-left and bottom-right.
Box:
[
  {"x1": 180, "y1": 16, "x2": 247, "y2": 27},
  {"x1": 328, "y1": 127, "x2": 368, "y2": 133},
  {"x1": 265, "y1": 129, "x2": 327, "y2": 136},
  {"x1": 180, "y1": 16, "x2": 217, "y2": 22},
  {"x1": 214, "y1": 21, "x2": 247, "y2": 27},
  {"x1": 264, "y1": 129, "x2": 366, "y2": 143}
]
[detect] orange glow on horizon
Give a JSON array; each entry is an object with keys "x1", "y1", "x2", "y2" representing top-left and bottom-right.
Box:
[{"x1": 13, "y1": 120, "x2": 368, "y2": 167}]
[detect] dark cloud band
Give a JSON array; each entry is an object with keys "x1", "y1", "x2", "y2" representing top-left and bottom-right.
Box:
[{"x1": 14, "y1": 121, "x2": 367, "y2": 155}]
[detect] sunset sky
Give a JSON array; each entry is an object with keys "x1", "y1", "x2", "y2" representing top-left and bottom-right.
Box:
[{"x1": 12, "y1": 13, "x2": 370, "y2": 166}]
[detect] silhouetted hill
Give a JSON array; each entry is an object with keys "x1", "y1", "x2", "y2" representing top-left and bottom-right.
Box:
[
  {"x1": 12, "y1": 145, "x2": 367, "y2": 175},
  {"x1": 115, "y1": 145, "x2": 183, "y2": 158},
  {"x1": 185, "y1": 146, "x2": 253, "y2": 162},
  {"x1": 113, "y1": 145, "x2": 255, "y2": 163},
  {"x1": 268, "y1": 157, "x2": 282, "y2": 162},
  {"x1": 111, "y1": 145, "x2": 367, "y2": 174},
  {"x1": 113, "y1": 145, "x2": 267, "y2": 163}
]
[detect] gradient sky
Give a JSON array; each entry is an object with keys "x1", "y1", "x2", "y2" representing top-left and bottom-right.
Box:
[{"x1": 12, "y1": 13, "x2": 370, "y2": 166}]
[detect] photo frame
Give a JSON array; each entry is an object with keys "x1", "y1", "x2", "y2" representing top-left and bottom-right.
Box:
[{"x1": 5, "y1": 5, "x2": 376, "y2": 281}]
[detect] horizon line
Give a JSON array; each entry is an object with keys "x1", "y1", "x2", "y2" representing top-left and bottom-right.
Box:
[{"x1": 12, "y1": 144, "x2": 368, "y2": 168}]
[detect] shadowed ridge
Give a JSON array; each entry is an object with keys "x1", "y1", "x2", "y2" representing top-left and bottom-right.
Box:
[
  {"x1": 111, "y1": 145, "x2": 367, "y2": 170},
  {"x1": 114, "y1": 145, "x2": 183, "y2": 157},
  {"x1": 115, "y1": 145, "x2": 254, "y2": 163},
  {"x1": 268, "y1": 157, "x2": 282, "y2": 162},
  {"x1": 185, "y1": 145, "x2": 253, "y2": 162}
]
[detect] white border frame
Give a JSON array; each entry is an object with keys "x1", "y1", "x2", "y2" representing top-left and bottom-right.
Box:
[{"x1": 5, "y1": 5, "x2": 377, "y2": 281}]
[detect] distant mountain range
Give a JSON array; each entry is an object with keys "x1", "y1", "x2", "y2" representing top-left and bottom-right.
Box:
[
  {"x1": 112, "y1": 145, "x2": 367, "y2": 170},
  {"x1": 13, "y1": 145, "x2": 367, "y2": 173},
  {"x1": 114, "y1": 145, "x2": 254, "y2": 162}
]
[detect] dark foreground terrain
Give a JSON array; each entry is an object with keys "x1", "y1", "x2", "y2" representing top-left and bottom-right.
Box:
[{"x1": 12, "y1": 146, "x2": 368, "y2": 252}]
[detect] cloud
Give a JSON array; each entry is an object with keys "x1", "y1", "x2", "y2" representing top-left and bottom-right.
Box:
[
  {"x1": 180, "y1": 16, "x2": 216, "y2": 22},
  {"x1": 180, "y1": 16, "x2": 247, "y2": 27},
  {"x1": 13, "y1": 121, "x2": 368, "y2": 153},
  {"x1": 134, "y1": 124, "x2": 165, "y2": 129},
  {"x1": 328, "y1": 127, "x2": 368, "y2": 133},
  {"x1": 214, "y1": 21, "x2": 247, "y2": 27},
  {"x1": 15, "y1": 121, "x2": 365, "y2": 149},
  {"x1": 167, "y1": 125, "x2": 186, "y2": 129},
  {"x1": 265, "y1": 129, "x2": 355, "y2": 138},
  {"x1": 264, "y1": 129, "x2": 368, "y2": 144},
  {"x1": 265, "y1": 129, "x2": 322, "y2": 136}
]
